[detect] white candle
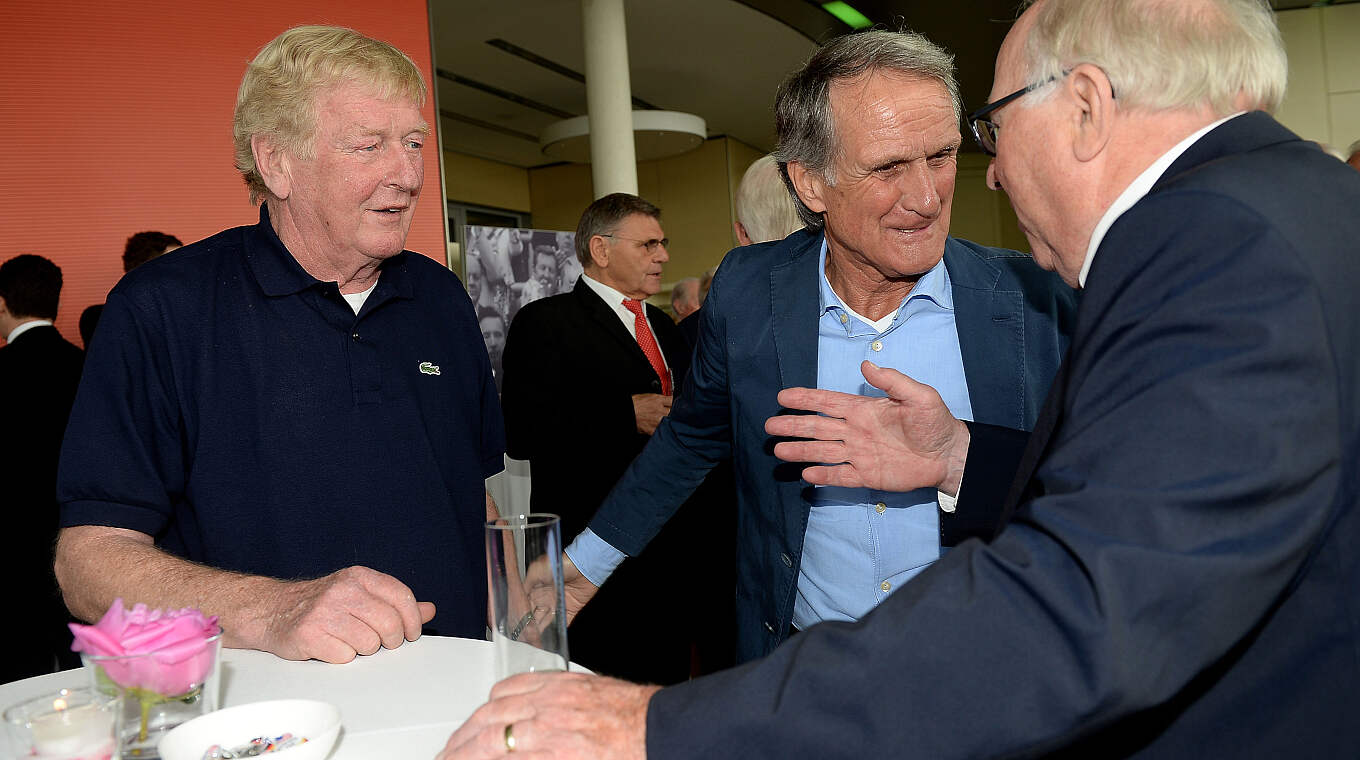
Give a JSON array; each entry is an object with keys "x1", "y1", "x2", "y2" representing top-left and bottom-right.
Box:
[{"x1": 28, "y1": 698, "x2": 114, "y2": 760}]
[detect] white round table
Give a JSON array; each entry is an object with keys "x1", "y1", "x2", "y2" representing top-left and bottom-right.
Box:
[{"x1": 0, "y1": 636, "x2": 502, "y2": 759}]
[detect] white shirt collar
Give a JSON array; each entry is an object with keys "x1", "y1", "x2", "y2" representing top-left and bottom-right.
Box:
[
  {"x1": 580, "y1": 271, "x2": 634, "y2": 310},
  {"x1": 6, "y1": 319, "x2": 52, "y2": 344},
  {"x1": 580, "y1": 272, "x2": 655, "y2": 343},
  {"x1": 578, "y1": 272, "x2": 671, "y2": 370},
  {"x1": 1079, "y1": 112, "x2": 1245, "y2": 287}
]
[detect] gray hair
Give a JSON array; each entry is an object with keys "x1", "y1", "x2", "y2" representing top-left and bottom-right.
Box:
[
  {"x1": 670, "y1": 277, "x2": 701, "y2": 314},
  {"x1": 573, "y1": 193, "x2": 662, "y2": 266},
  {"x1": 735, "y1": 155, "x2": 803, "y2": 243},
  {"x1": 1022, "y1": 0, "x2": 1287, "y2": 117},
  {"x1": 773, "y1": 29, "x2": 961, "y2": 230}
]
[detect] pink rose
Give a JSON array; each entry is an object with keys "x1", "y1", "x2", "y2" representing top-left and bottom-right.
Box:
[{"x1": 70, "y1": 599, "x2": 221, "y2": 697}]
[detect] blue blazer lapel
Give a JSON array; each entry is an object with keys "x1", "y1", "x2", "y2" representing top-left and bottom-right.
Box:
[
  {"x1": 766, "y1": 231, "x2": 824, "y2": 567},
  {"x1": 944, "y1": 239, "x2": 1027, "y2": 429},
  {"x1": 769, "y1": 231, "x2": 822, "y2": 392}
]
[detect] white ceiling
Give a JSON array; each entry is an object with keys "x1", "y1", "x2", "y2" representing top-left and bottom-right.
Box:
[{"x1": 429, "y1": 0, "x2": 819, "y2": 167}]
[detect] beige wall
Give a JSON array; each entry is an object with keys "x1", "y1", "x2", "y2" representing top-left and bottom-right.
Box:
[
  {"x1": 951, "y1": 153, "x2": 1027, "y2": 253},
  {"x1": 1276, "y1": 4, "x2": 1360, "y2": 153},
  {"x1": 443, "y1": 151, "x2": 532, "y2": 212}
]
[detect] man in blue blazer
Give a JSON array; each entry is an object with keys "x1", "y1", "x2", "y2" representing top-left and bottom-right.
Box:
[
  {"x1": 561, "y1": 28, "x2": 1075, "y2": 665},
  {"x1": 439, "y1": 0, "x2": 1358, "y2": 758}
]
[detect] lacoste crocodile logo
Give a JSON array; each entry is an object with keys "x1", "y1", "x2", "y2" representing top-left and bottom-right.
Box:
[{"x1": 419, "y1": 361, "x2": 441, "y2": 376}]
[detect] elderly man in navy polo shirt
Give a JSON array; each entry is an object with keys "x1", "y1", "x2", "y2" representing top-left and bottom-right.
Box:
[{"x1": 53, "y1": 26, "x2": 504, "y2": 664}]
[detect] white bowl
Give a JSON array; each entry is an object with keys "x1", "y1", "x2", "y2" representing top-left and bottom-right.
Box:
[{"x1": 157, "y1": 699, "x2": 341, "y2": 760}]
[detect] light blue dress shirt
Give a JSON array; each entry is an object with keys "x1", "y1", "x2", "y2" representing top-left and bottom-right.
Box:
[
  {"x1": 794, "y1": 241, "x2": 972, "y2": 628},
  {"x1": 566, "y1": 240, "x2": 975, "y2": 625}
]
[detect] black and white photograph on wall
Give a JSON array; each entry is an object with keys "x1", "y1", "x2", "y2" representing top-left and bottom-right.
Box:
[{"x1": 465, "y1": 225, "x2": 582, "y2": 393}]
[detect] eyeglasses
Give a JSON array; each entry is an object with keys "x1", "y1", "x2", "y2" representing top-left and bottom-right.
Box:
[
  {"x1": 967, "y1": 73, "x2": 1064, "y2": 157},
  {"x1": 601, "y1": 234, "x2": 669, "y2": 253}
]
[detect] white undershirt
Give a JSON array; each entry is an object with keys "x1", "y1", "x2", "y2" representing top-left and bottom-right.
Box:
[
  {"x1": 341, "y1": 281, "x2": 378, "y2": 314},
  {"x1": 1079, "y1": 112, "x2": 1244, "y2": 287},
  {"x1": 5, "y1": 319, "x2": 52, "y2": 344}
]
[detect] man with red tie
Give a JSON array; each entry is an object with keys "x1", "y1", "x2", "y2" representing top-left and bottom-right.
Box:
[{"x1": 499, "y1": 193, "x2": 700, "y2": 684}]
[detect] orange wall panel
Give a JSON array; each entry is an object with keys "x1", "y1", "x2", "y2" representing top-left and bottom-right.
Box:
[{"x1": 0, "y1": 0, "x2": 443, "y2": 346}]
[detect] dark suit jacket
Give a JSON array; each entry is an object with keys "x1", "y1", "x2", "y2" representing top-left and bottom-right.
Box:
[
  {"x1": 644, "y1": 113, "x2": 1360, "y2": 757},
  {"x1": 501, "y1": 277, "x2": 699, "y2": 683},
  {"x1": 0, "y1": 324, "x2": 84, "y2": 681},
  {"x1": 591, "y1": 231, "x2": 1076, "y2": 662},
  {"x1": 677, "y1": 307, "x2": 700, "y2": 348}
]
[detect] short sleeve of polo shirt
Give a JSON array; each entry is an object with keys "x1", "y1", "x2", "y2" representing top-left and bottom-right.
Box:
[{"x1": 58, "y1": 285, "x2": 184, "y2": 535}]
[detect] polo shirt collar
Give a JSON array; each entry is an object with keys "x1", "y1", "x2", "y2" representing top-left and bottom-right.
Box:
[{"x1": 246, "y1": 204, "x2": 414, "y2": 302}]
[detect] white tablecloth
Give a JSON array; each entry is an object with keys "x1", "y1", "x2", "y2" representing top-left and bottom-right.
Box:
[{"x1": 0, "y1": 636, "x2": 504, "y2": 759}]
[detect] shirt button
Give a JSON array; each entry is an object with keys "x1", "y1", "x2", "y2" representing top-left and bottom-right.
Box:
[
  {"x1": 880, "y1": 581, "x2": 891, "y2": 592},
  {"x1": 870, "y1": 340, "x2": 883, "y2": 352},
  {"x1": 875, "y1": 502, "x2": 886, "y2": 514},
  {"x1": 839, "y1": 313, "x2": 848, "y2": 324},
  {"x1": 781, "y1": 552, "x2": 793, "y2": 568},
  {"x1": 351, "y1": 333, "x2": 361, "y2": 341},
  {"x1": 764, "y1": 621, "x2": 776, "y2": 634}
]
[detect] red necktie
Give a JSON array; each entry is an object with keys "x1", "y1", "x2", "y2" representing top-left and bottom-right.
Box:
[{"x1": 623, "y1": 298, "x2": 671, "y2": 395}]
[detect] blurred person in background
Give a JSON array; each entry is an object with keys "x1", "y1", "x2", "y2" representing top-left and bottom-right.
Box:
[
  {"x1": 669, "y1": 276, "x2": 700, "y2": 320},
  {"x1": 79, "y1": 230, "x2": 181, "y2": 347},
  {"x1": 0, "y1": 254, "x2": 84, "y2": 681}
]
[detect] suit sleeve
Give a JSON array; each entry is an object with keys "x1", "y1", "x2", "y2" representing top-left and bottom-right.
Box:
[
  {"x1": 644, "y1": 192, "x2": 1346, "y2": 757},
  {"x1": 939, "y1": 421, "x2": 1032, "y2": 547},
  {"x1": 501, "y1": 302, "x2": 637, "y2": 465},
  {"x1": 587, "y1": 268, "x2": 735, "y2": 556}
]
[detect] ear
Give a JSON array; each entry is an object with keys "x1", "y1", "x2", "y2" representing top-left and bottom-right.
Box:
[
  {"x1": 785, "y1": 161, "x2": 828, "y2": 215},
  {"x1": 251, "y1": 133, "x2": 293, "y2": 200},
  {"x1": 587, "y1": 234, "x2": 611, "y2": 269},
  {"x1": 734, "y1": 221, "x2": 752, "y2": 246},
  {"x1": 0, "y1": 295, "x2": 9, "y2": 318},
  {"x1": 1067, "y1": 63, "x2": 1115, "y2": 163}
]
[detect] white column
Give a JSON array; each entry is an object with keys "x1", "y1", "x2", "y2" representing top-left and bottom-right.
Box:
[{"x1": 581, "y1": 0, "x2": 637, "y2": 197}]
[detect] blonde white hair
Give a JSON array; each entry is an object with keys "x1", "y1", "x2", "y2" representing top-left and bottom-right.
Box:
[
  {"x1": 1023, "y1": 0, "x2": 1287, "y2": 116},
  {"x1": 735, "y1": 156, "x2": 803, "y2": 244},
  {"x1": 233, "y1": 25, "x2": 427, "y2": 203}
]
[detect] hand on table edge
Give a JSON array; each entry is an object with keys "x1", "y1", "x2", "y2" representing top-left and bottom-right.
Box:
[
  {"x1": 436, "y1": 671, "x2": 659, "y2": 760},
  {"x1": 54, "y1": 525, "x2": 436, "y2": 665}
]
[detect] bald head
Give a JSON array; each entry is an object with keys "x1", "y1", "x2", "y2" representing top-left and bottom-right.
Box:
[{"x1": 671, "y1": 277, "x2": 701, "y2": 319}]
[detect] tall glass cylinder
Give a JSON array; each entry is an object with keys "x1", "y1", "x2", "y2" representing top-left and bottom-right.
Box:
[{"x1": 486, "y1": 513, "x2": 570, "y2": 682}]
